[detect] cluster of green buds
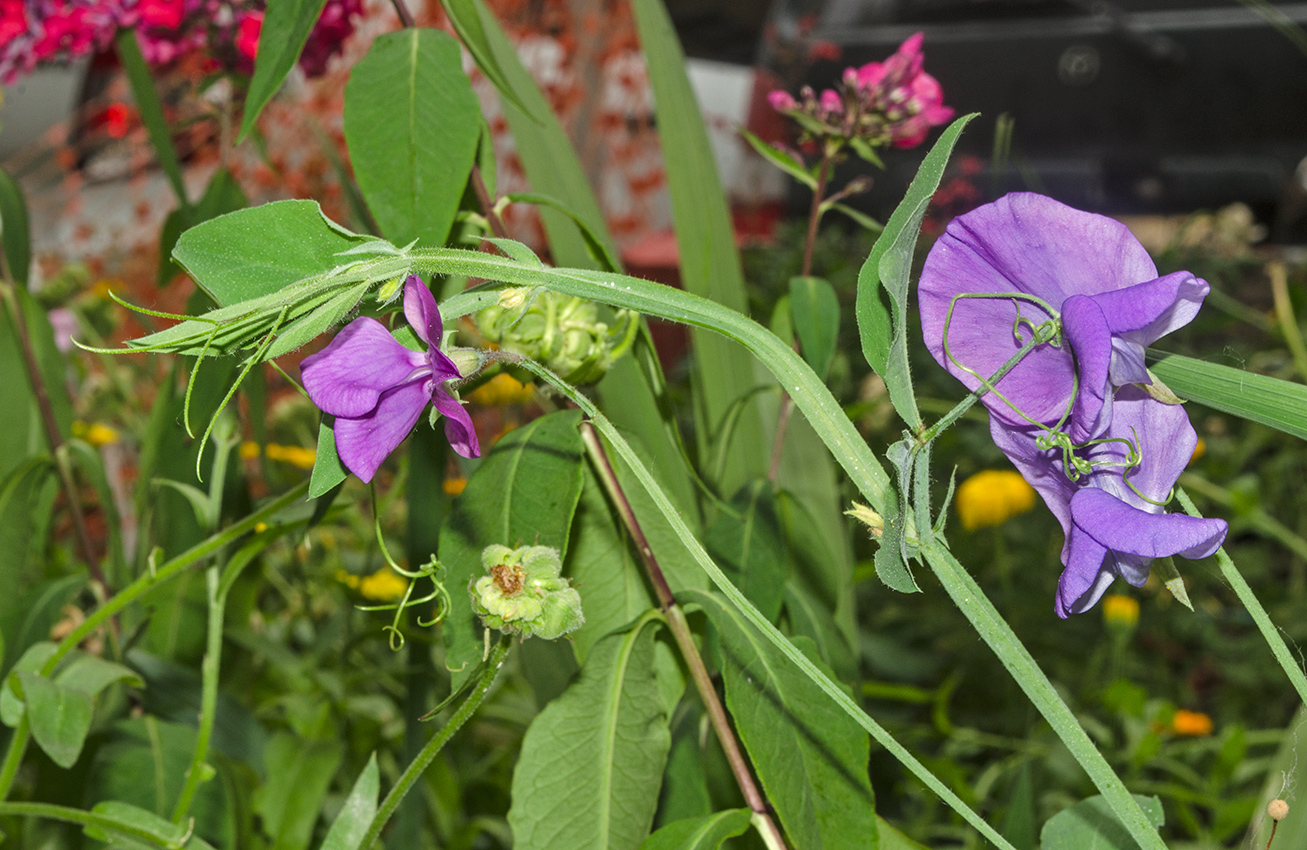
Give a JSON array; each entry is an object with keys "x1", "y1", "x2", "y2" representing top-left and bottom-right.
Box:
[
  {"x1": 474, "y1": 289, "x2": 638, "y2": 385},
  {"x1": 470, "y1": 544, "x2": 584, "y2": 640}
]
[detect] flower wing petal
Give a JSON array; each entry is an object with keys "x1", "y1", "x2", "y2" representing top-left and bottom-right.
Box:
[
  {"x1": 403, "y1": 276, "x2": 443, "y2": 347},
  {"x1": 1090, "y1": 270, "x2": 1208, "y2": 344},
  {"x1": 333, "y1": 380, "x2": 431, "y2": 483},
  {"x1": 1071, "y1": 488, "x2": 1227, "y2": 562},
  {"x1": 432, "y1": 389, "x2": 480, "y2": 459},
  {"x1": 1061, "y1": 295, "x2": 1114, "y2": 441},
  {"x1": 301, "y1": 318, "x2": 426, "y2": 418}
]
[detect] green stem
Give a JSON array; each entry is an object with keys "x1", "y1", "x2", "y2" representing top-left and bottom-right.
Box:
[
  {"x1": 1175, "y1": 487, "x2": 1307, "y2": 706},
  {"x1": 171, "y1": 566, "x2": 222, "y2": 823},
  {"x1": 919, "y1": 333, "x2": 1042, "y2": 445},
  {"x1": 1270, "y1": 261, "x2": 1307, "y2": 381},
  {"x1": 0, "y1": 717, "x2": 29, "y2": 801},
  {"x1": 359, "y1": 635, "x2": 512, "y2": 849},
  {"x1": 0, "y1": 801, "x2": 180, "y2": 848},
  {"x1": 1179, "y1": 473, "x2": 1307, "y2": 561}
]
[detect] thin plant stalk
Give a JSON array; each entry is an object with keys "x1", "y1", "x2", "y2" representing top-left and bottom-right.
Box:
[
  {"x1": 0, "y1": 801, "x2": 183, "y2": 848},
  {"x1": 1269, "y1": 261, "x2": 1307, "y2": 381},
  {"x1": 579, "y1": 422, "x2": 790, "y2": 850},
  {"x1": 359, "y1": 635, "x2": 512, "y2": 848},
  {"x1": 1176, "y1": 487, "x2": 1307, "y2": 706},
  {"x1": 171, "y1": 566, "x2": 222, "y2": 823}
]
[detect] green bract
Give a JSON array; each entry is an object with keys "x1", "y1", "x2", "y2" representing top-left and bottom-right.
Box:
[
  {"x1": 471, "y1": 544, "x2": 584, "y2": 640},
  {"x1": 475, "y1": 289, "x2": 638, "y2": 385}
]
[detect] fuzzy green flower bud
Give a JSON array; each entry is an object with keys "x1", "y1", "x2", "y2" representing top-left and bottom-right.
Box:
[
  {"x1": 470, "y1": 544, "x2": 584, "y2": 640},
  {"x1": 475, "y1": 291, "x2": 638, "y2": 385}
]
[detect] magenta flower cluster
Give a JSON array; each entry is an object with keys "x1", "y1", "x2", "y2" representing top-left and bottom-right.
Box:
[
  {"x1": 301, "y1": 276, "x2": 481, "y2": 483},
  {"x1": 919, "y1": 194, "x2": 1228, "y2": 617},
  {"x1": 0, "y1": 0, "x2": 361, "y2": 83},
  {"x1": 768, "y1": 33, "x2": 953, "y2": 150}
]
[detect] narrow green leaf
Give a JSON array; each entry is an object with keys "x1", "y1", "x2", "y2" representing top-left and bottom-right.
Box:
[
  {"x1": 828, "y1": 201, "x2": 883, "y2": 234},
  {"x1": 856, "y1": 114, "x2": 975, "y2": 429},
  {"x1": 789, "y1": 275, "x2": 840, "y2": 379},
  {"x1": 565, "y1": 463, "x2": 655, "y2": 664},
  {"x1": 629, "y1": 0, "x2": 769, "y2": 492},
  {"x1": 85, "y1": 800, "x2": 210, "y2": 849},
  {"x1": 19, "y1": 671, "x2": 94, "y2": 768},
  {"x1": 503, "y1": 192, "x2": 621, "y2": 271},
  {"x1": 1001, "y1": 764, "x2": 1037, "y2": 850},
  {"x1": 876, "y1": 439, "x2": 919, "y2": 593},
  {"x1": 783, "y1": 580, "x2": 856, "y2": 683},
  {"x1": 481, "y1": 236, "x2": 544, "y2": 267},
  {"x1": 0, "y1": 167, "x2": 31, "y2": 285},
  {"x1": 508, "y1": 614, "x2": 672, "y2": 850},
  {"x1": 239, "y1": 0, "x2": 330, "y2": 142},
  {"x1": 1040, "y1": 794, "x2": 1164, "y2": 849},
  {"x1": 253, "y1": 732, "x2": 344, "y2": 850},
  {"x1": 704, "y1": 481, "x2": 789, "y2": 623},
  {"x1": 321, "y1": 753, "x2": 379, "y2": 850},
  {"x1": 439, "y1": 411, "x2": 586, "y2": 685},
  {"x1": 115, "y1": 30, "x2": 186, "y2": 203},
  {"x1": 639, "y1": 809, "x2": 752, "y2": 850},
  {"x1": 1147, "y1": 352, "x2": 1307, "y2": 441},
  {"x1": 172, "y1": 200, "x2": 370, "y2": 306},
  {"x1": 344, "y1": 29, "x2": 480, "y2": 247},
  {"x1": 437, "y1": 0, "x2": 541, "y2": 121},
  {"x1": 687, "y1": 590, "x2": 878, "y2": 850},
  {"x1": 5, "y1": 575, "x2": 83, "y2": 675},
  {"x1": 309, "y1": 417, "x2": 347, "y2": 498},
  {"x1": 739, "y1": 129, "x2": 816, "y2": 189},
  {"x1": 1153, "y1": 556, "x2": 1192, "y2": 611}
]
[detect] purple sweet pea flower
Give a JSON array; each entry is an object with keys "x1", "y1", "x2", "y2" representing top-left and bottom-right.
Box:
[
  {"x1": 300, "y1": 276, "x2": 480, "y2": 483},
  {"x1": 919, "y1": 193, "x2": 1210, "y2": 441},
  {"x1": 989, "y1": 385, "x2": 1227, "y2": 617}
]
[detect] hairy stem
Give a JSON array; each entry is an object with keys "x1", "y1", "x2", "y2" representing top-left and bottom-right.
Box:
[
  {"x1": 360, "y1": 635, "x2": 511, "y2": 848},
  {"x1": 579, "y1": 423, "x2": 790, "y2": 850}
]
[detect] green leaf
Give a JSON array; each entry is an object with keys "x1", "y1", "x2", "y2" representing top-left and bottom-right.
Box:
[
  {"x1": 502, "y1": 193, "x2": 621, "y2": 271},
  {"x1": 56, "y1": 652, "x2": 144, "y2": 696},
  {"x1": 309, "y1": 417, "x2": 348, "y2": 498},
  {"x1": 3, "y1": 574, "x2": 83, "y2": 675},
  {"x1": 158, "y1": 168, "x2": 248, "y2": 288},
  {"x1": 1147, "y1": 352, "x2": 1307, "y2": 441},
  {"x1": 437, "y1": 0, "x2": 541, "y2": 121},
  {"x1": 0, "y1": 641, "x2": 57, "y2": 726},
  {"x1": 856, "y1": 114, "x2": 975, "y2": 430},
  {"x1": 739, "y1": 129, "x2": 816, "y2": 189},
  {"x1": 565, "y1": 462, "x2": 655, "y2": 664},
  {"x1": 1001, "y1": 763, "x2": 1037, "y2": 850},
  {"x1": 828, "y1": 201, "x2": 883, "y2": 234},
  {"x1": 783, "y1": 580, "x2": 856, "y2": 683},
  {"x1": 877, "y1": 817, "x2": 929, "y2": 850},
  {"x1": 0, "y1": 167, "x2": 30, "y2": 285},
  {"x1": 687, "y1": 590, "x2": 878, "y2": 850},
  {"x1": 639, "y1": 809, "x2": 752, "y2": 850},
  {"x1": 439, "y1": 411, "x2": 586, "y2": 685},
  {"x1": 875, "y1": 439, "x2": 920, "y2": 593},
  {"x1": 629, "y1": 0, "x2": 769, "y2": 492},
  {"x1": 704, "y1": 481, "x2": 789, "y2": 623},
  {"x1": 508, "y1": 614, "x2": 672, "y2": 850},
  {"x1": 1040, "y1": 794, "x2": 1164, "y2": 849},
  {"x1": 18, "y1": 670, "x2": 94, "y2": 768},
  {"x1": 321, "y1": 753, "x2": 379, "y2": 850},
  {"x1": 239, "y1": 0, "x2": 330, "y2": 142},
  {"x1": 0, "y1": 288, "x2": 74, "y2": 480},
  {"x1": 0, "y1": 457, "x2": 54, "y2": 586},
  {"x1": 344, "y1": 29, "x2": 481, "y2": 248},
  {"x1": 253, "y1": 732, "x2": 344, "y2": 850},
  {"x1": 85, "y1": 801, "x2": 215, "y2": 849},
  {"x1": 171, "y1": 200, "x2": 370, "y2": 306},
  {"x1": 115, "y1": 30, "x2": 186, "y2": 203},
  {"x1": 789, "y1": 275, "x2": 840, "y2": 379}
]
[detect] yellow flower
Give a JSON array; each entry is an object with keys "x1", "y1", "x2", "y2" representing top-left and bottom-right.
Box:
[
  {"x1": 468, "y1": 373, "x2": 534, "y2": 406},
  {"x1": 1188, "y1": 437, "x2": 1206, "y2": 465},
  {"x1": 443, "y1": 477, "x2": 468, "y2": 496},
  {"x1": 955, "y1": 470, "x2": 1037, "y2": 531},
  {"x1": 357, "y1": 567, "x2": 410, "y2": 602},
  {"x1": 1171, "y1": 709, "x2": 1213, "y2": 737},
  {"x1": 240, "y1": 441, "x2": 316, "y2": 470},
  {"x1": 72, "y1": 421, "x2": 121, "y2": 447},
  {"x1": 1102, "y1": 594, "x2": 1139, "y2": 628},
  {"x1": 239, "y1": 441, "x2": 261, "y2": 460}
]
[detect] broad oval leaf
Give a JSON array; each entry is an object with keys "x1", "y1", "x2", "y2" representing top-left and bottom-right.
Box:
[
  {"x1": 789, "y1": 276, "x2": 840, "y2": 380},
  {"x1": 686, "y1": 589, "x2": 879, "y2": 850},
  {"x1": 344, "y1": 28, "x2": 480, "y2": 248},
  {"x1": 439, "y1": 411, "x2": 586, "y2": 685},
  {"x1": 1040, "y1": 794, "x2": 1164, "y2": 849},
  {"x1": 508, "y1": 614, "x2": 672, "y2": 850},
  {"x1": 639, "y1": 809, "x2": 752, "y2": 850},
  {"x1": 239, "y1": 0, "x2": 330, "y2": 142},
  {"x1": 19, "y1": 670, "x2": 94, "y2": 768},
  {"x1": 0, "y1": 641, "x2": 57, "y2": 726}
]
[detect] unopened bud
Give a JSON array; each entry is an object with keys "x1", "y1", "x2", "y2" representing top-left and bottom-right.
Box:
[
  {"x1": 1269, "y1": 799, "x2": 1290, "y2": 821},
  {"x1": 845, "y1": 503, "x2": 883, "y2": 538},
  {"x1": 471, "y1": 544, "x2": 584, "y2": 640}
]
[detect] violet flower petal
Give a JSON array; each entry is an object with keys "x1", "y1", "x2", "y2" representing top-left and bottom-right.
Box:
[
  {"x1": 333, "y1": 379, "x2": 432, "y2": 483},
  {"x1": 1089, "y1": 270, "x2": 1209, "y2": 385},
  {"x1": 301, "y1": 318, "x2": 426, "y2": 418},
  {"x1": 402, "y1": 275, "x2": 442, "y2": 348},
  {"x1": 1060, "y1": 295, "x2": 1114, "y2": 441},
  {"x1": 432, "y1": 389, "x2": 480, "y2": 459}
]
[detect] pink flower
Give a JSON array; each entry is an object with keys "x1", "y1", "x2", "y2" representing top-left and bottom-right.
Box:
[
  {"x1": 819, "y1": 88, "x2": 842, "y2": 113},
  {"x1": 768, "y1": 89, "x2": 797, "y2": 111},
  {"x1": 137, "y1": 0, "x2": 184, "y2": 30},
  {"x1": 297, "y1": 0, "x2": 361, "y2": 78},
  {"x1": 0, "y1": 0, "x2": 27, "y2": 49},
  {"x1": 236, "y1": 10, "x2": 262, "y2": 62}
]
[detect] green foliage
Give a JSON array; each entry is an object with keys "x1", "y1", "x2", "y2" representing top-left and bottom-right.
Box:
[
  {"x1": 240, "y1": 0, "x2": 331, "y2": 142},
  {"x1": 789, "y1": 275, "x2": 841, "y2": 379},
  {"x1": 1148, "y1": 352, "x2": 1307, "y2": 441},
  {"x1": 1040, "y1": 794, "x2": 1165, "y2": 849},
  {"x1": 253, "y1": 733, "x2": 345, "y2": 850},
  {"x1": 321, "y1": 754, "x2": 379, "y2": 850},
  {"x1": 704, "y1": 482, "x2": 790, "y2": 623},
  {"x1": 0, "y1": 168, "x2": 30, "y2": 285},
  {"x1": 344, "y1": 29, "x2": 481, "y2": 248},
  {"x1": 639, "y1": 808, "x2": 751, "y2": 850}
]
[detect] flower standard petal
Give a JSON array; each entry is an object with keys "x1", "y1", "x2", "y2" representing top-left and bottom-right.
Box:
[
  {"x1": 333, "y1": 379, "x2": 432, "y2": 483},
  {"x1": 301, "y1": 318, "x2": 427, "y2": 418},
  {"x1": 402, "y1": 275, "x2": 443, "y2": 347},
  {"x1": 431, "y1": 387, "x2": 480, "y2": 459}
]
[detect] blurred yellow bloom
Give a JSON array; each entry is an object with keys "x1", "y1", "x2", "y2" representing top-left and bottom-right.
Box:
[
  {"x1": 1102, "y1": 594, "x2": 1139, "y2": 628},
  {"x1": 240, "y1": 441, "x2": 317, "y2": 470},
  {"x1": 1171, "y1": 709, "x2": 1213, "y2": 737},
  {"x1": 1189, "y1": 437, "x2": 1206, "y2": 465},
  {"x1": 72, "y1": 421, "x2": 121, "y2": 447},
  {"x1": 955, "y1": 470, "x2": 1036, "y2": 531},
  {"x1": 443, "y1": 477, "x2": 468, "y2": 496},
  {"x1": 336, "y1": 566, "x2": 410, "y2": 602},
  {"x1": 468, "y1": 373, "x2": 534, "y2": 406}
]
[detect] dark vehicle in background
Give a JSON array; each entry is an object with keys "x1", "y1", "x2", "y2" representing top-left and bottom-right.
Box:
[{"x1": 752, "y1": 0, "x2": 1307, "y2": 239}]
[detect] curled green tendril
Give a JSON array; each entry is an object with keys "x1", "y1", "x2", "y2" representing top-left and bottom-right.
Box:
[{"x1": 362, "y1": 484, "x2": 454, "y2": 650}]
